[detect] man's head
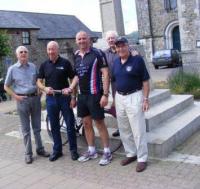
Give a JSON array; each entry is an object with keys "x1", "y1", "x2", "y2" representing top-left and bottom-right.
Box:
[
  {"x1": 115, "y1": 37, "x2": 129, "y2": 59},
  {"x1": 105, "y1": 30, "x2": 118, "y2": 49},
  {"x1": 75, "y1": 31, "x2": 90, "y2": 51},
  {"x1": 47, "y1": 41, "x2": 59, "y2": 62},
  {"x1": 16, "y1": 46, "x2": 29, "y2": 64}
]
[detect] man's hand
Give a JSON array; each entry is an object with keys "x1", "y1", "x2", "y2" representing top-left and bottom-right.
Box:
[
  {"x1": 70, "y1": 98, "x2": 77, "y2": 108},
  {"x1": 142, "y1": 100, "x2": 149, "y2": 112},
  {"x1": 100, "y1": 95, "x2": 108, "y2": 108},
  {"x1": 14, "y1": 94, "x2": 27, "y2": 102},
  {"x1": 44, "y1": 87, "x2": 54, "y2": 95},
  {"x1": 62, "y1": 88, "x2": 72, "y2": 95}
]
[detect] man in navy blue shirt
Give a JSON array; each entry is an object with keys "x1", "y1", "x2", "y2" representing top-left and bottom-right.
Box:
[
  {"x1": 112, "y1": 37, "x2": 150, "y2": 172},
  {"x1": 68, "y1": 31, "x2": 112, "y2": 166}
]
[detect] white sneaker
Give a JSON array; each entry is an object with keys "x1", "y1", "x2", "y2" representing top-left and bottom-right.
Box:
[
  {"x1": 78, "y1": 150, "x2": 98, "y2": 162},
  {"x1": 99, "y1": 152, "x2": 112, "y2": 166}
]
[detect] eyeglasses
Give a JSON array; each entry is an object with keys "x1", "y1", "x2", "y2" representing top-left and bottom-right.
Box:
[{"x1": 19, "y1": 51, "x2": 28, "y2": 54}]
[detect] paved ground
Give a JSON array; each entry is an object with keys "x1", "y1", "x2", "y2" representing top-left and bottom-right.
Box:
[
  {"x1": 0, "y1": 100, "x2": 200, "y2": 189},
  {"x1": 1, "y1": 69, "x2": 200, "y2": 189}
]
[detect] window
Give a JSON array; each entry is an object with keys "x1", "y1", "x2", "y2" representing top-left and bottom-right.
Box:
[
  {"x1": 164, "y1": 0, "x2": 177, "y2": 11},
  {"x1": 22, "y1": 31, "x2": 30, "y2": 45}
]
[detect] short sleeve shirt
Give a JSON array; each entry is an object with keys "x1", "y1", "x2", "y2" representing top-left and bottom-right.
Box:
[
  {"x1": 74, "y1": 48, "x2": 108, "y2": 95},
  {"x1": 4, "y1": 62, "x2": 37, "y2": 94},
  {"x1": 112, "y1": 55, "x2": 150, "y2": 93},
  {"x1": 37, "y1": 56, "x2": 74, "y2": 90}
]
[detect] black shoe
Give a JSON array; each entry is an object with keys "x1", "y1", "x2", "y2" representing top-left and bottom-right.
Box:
[
  {"x1": 71, "y1": 151, "x2": 79, "y2": 161},
  {"x1": 37, "y1": 150, "x2": 50, "y2": 157},
  {"x1": 49, "y1": 152, "x2": 63, "y2": 161},
  {"x1": 25, "y1": 156, "x2": 33, "y2": 164},
  {"x1": 112, "y1": 129, "x2": 120, "y2": 137}
]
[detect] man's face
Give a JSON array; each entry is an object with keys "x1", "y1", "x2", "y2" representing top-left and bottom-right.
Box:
[
  {"x1": 47, "y1": 43, "x2": 59, "y2": 62},
  {"x1": 17, "y1": 47, "x2": 28, "y2": 63},
  {"x1": 107, "y1": 35, "x2": 116, "y2": 48},
  {"x1": 116, "y1": 43, "x2": 129, "y2": 58},
  {"x1": 76, "y1": 32, "x2": 90, "y2": 50}
]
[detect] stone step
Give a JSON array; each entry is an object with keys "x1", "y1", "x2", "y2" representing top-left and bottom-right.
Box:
[
  {"x1": 148, "y1": 89, "x2": 171, "y2": 106},
  {"x1": 92, "y1": 102, "x2": 200, "y2": 158},
  {"x1": 147, "y1": 102, "x2": 200, "y2": 158},
  {"x1": 145, "y1": 94, "x2": 194, "y2": 131}
]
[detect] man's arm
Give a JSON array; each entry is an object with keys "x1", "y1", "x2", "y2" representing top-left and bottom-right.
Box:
[
  {"x1": 101, "y1": 67, "x2": 110, "y2": 96},
  {"x1": 4, "y1": 85, "x2": 26, "y2": 101},
  {"x1": 142, "y1": 80, "x2": 150, "y2": 112},
  {"x1": 36, "y1": 78, "x2": 53, "y2": 94}
]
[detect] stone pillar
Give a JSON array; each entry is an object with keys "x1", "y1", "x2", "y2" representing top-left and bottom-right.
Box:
[
  {"x1": 177, "y1": 0, "x2": 200, "y2": 72},
  {"x1": 135, "y1": 0, "x2": 153, "y2": 63},
  {"x1": 99, "y1": 0, "x2": 125, "y2": 36}
]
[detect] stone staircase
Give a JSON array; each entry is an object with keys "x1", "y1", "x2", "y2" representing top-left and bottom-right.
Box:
[
  {"x1": 41, "y1": 89, "x2": 200, "y2": 159},
  {"x1": 95, "y1": 89, "x2": 200, "y2": 158}
]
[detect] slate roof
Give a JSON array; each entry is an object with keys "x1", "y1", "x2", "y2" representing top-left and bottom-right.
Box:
[{"x1": 0, "y1": 10, "x2": 97, "y2": 39}]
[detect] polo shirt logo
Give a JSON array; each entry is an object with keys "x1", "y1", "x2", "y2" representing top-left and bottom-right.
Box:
[
  {"x1": 126, "y1": 66, "x2": 132, "y2": 72},
  {"x1": 56, "y1": 66, "x2": 64, "y2": 70}
]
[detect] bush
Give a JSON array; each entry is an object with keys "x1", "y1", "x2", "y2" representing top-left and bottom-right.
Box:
[{"x1": 168, "y1": 70, "x2": 200, "y2": 99}]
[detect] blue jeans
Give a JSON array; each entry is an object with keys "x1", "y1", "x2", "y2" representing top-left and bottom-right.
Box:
[{"x1": 46, "y1": 95, "x2": 77, "y2": 154}]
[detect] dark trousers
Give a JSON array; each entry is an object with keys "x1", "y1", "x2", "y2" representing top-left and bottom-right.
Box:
[{"x1": 46, "y1": 95, "x2": 77, "y2": 154}]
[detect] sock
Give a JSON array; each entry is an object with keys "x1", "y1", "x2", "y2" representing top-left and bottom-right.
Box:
[
  {"x1": 88, "y1": 146, "x2": 96, "y2": 154},
  {"x1": 104, "y1": 147, "x2": 111, "y2": 154}
]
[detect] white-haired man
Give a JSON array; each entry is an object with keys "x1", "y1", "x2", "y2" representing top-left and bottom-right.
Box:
[
  {"x1": 104, "y1": 30, "x2": 120, "y2": 137},
  {"x1": 4, "y1": 46, "x2": 49, "y2": 164}
]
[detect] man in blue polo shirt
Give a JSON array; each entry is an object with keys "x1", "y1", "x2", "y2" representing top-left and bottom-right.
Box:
[{"x1": 112, "y1": 37, "x2": 150, "y2": 172}]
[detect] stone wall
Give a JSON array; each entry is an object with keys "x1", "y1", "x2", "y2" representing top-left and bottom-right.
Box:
[
  {"x1": 178, "y1": 0, "x2": 200, "y2": 70},
  {"x1": 135, "y1": 0, "x2": 178, "y2": 62}
]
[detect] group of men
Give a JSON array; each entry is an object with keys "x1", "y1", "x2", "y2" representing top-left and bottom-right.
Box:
[{"x1": 4, "y1": 30, "x2": 150, "y2": 172}]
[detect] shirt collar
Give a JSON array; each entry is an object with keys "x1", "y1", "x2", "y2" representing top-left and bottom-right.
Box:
[{"x1": 16, "y1": 61, "x2": 30, "y2": 67}]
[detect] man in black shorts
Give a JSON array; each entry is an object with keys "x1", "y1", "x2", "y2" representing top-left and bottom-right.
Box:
[{"x1": 68, "y1": 31, "x2": 112, "y2": 166}]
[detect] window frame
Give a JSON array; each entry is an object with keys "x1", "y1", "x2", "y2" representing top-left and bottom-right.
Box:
[{"x1": 22, "y1": 31, "x2": 31, "y2": 45}]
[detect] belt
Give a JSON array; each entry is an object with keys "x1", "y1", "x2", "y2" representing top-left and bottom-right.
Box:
[
  {"x1": 117, "y1": 89, "x2": 141, "y2": 96},
  {"x1": 17, "y1": 92, "x2": 37, "y2": 97}
]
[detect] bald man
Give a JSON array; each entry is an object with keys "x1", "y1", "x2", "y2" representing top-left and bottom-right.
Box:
[
  {"x1": 37, "y1": 41, "x2": 79, "y2": 162},
  {"x1": 4, "y1": 46, "x2": 49, "y2": 164},
  {"x1": 68, "y1": 31, "x2": 112, "y2": 166}
]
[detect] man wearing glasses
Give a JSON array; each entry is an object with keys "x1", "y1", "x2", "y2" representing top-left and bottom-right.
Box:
[{"x1": 4, "y1": 46, "x2": 49, "y2": 164}]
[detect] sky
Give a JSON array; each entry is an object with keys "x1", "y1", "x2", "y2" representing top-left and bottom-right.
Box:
[{"x1": 0, "y1": 0, "x2": 138, "y2": 34}]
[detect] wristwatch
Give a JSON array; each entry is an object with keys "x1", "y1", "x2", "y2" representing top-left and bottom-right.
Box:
[{"x1": 103, "y1": 93, "x2": 109, "y2": 98}]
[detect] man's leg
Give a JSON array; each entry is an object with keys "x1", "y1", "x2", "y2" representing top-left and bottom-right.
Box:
[
  {"x1": 60, "y1": 96, "x2": 78, "y2": 160},
  {"x1": 115, "y1": 93, "x2": 137, "y2": 157},
  {"x1": 17, "y1": 99, "x2": 32, "y2": 163},
  {"x1": 94, "y1": 119, "x2": 109, "y2": 147},
  {"x1": 30, "y1": 96, "x2": 43, "y2": 152},
  {"x1": 46, "y1": 96, "x2": 62, "y2": 156},
  {"x1": 126, "y1": 91, "x2": 148, "y2": 172},
  {"x1": 30, "y1": 96, "x2": 49, "y2": 157}
]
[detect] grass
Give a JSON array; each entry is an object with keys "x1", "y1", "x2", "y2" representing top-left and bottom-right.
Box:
[{"x1": 167, "y1": 70, "x2": 200, "y2": 99}]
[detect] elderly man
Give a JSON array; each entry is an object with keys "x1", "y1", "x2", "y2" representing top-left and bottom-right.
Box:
[
  {"x1": 37, "y1": 41, "x2": 79, "y2": 161},
  {"x1": 112, "y1": 37, "x2": 150, "y2": 172},
  {"x1": 68, "y1": 31, "x2": 112, "y2": 166},
  {"x1": 104, "y1": 30, "x2": 119, "y2": 137},
  {"x1": 4, "y1": 46, "x2": 49, "y2": 164}
]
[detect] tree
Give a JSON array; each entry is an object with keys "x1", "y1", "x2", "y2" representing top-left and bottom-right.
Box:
[{"x1": 0, "y1": 30, "x2": 11, "y2": 77}]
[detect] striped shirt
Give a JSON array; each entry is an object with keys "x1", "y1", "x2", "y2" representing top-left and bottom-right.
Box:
[{"x1": 74, "y1": 48, "x2": 108, "y2": 95}]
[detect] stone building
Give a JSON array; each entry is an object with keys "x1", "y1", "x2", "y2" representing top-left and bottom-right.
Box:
[
  {"x1": 135, "y1": 0, "x2": 200, "y2": 67},
  {"x1": 0, "y1": 10, "x2": 97, "y2": 69}
]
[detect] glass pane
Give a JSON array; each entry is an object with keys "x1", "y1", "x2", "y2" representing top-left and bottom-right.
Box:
[{"x1": 170, "y1": 0, "x2": 177, "y2": 9}]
